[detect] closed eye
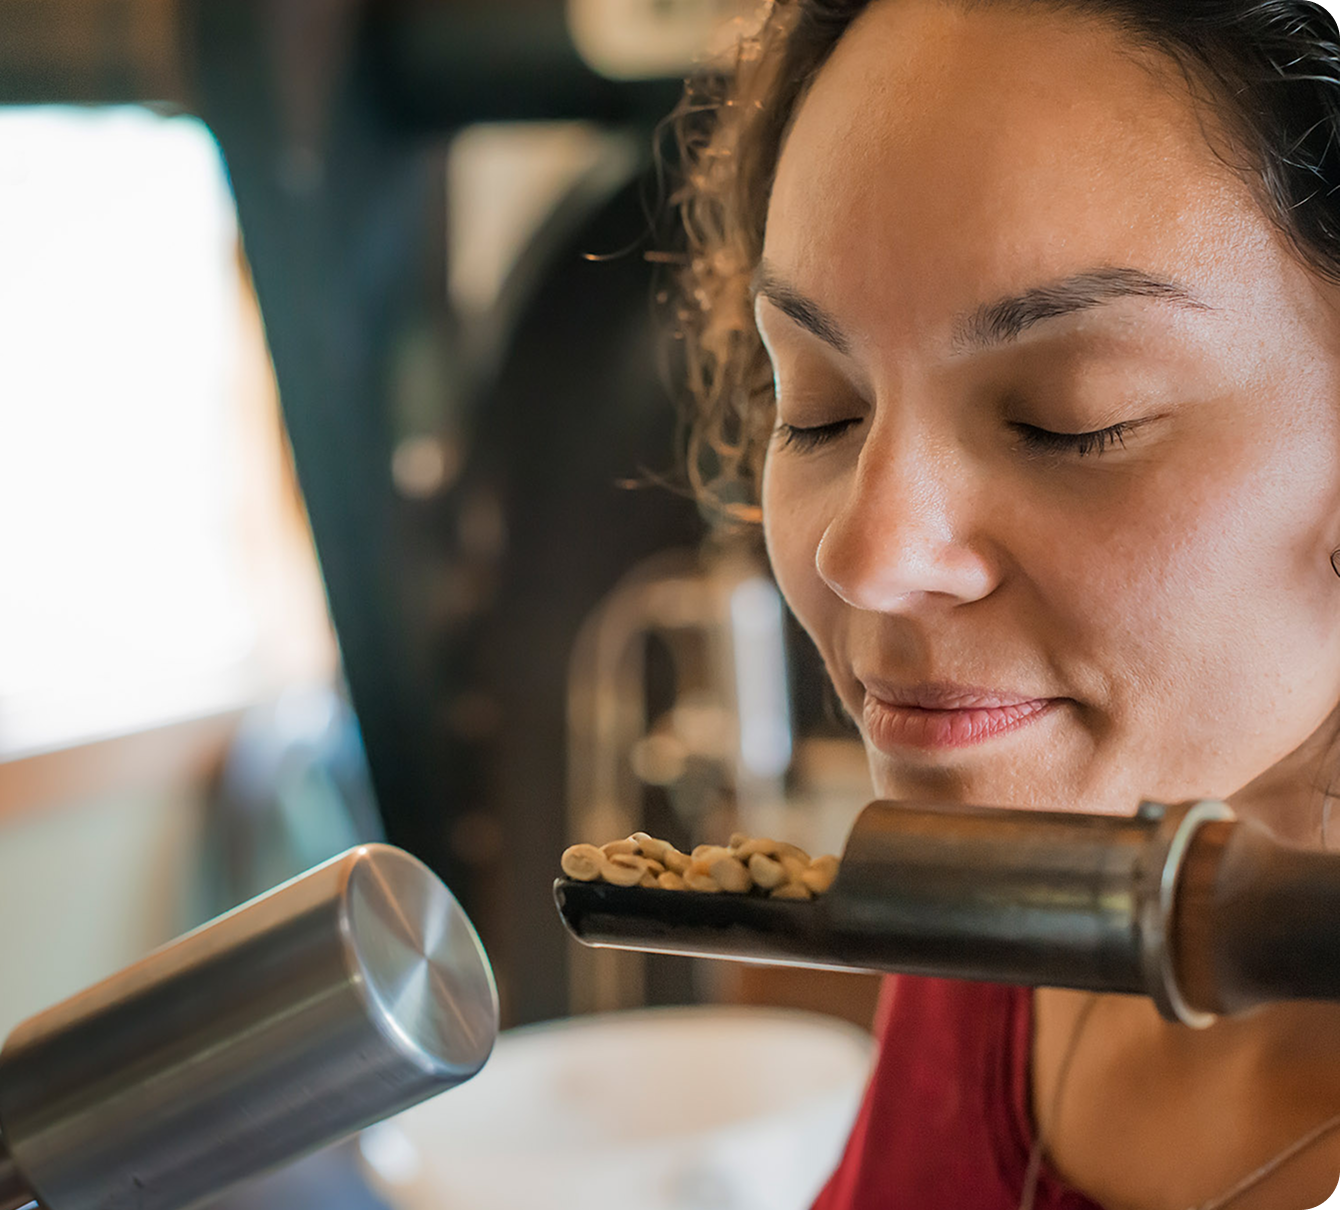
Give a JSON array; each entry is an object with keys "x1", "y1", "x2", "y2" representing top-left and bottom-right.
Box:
[
  {"x1": 1011, "y1": 420, "x2": 1136, "y2": 458},
  {"x1": 774, "y1": 418, "x2": 861, "y2": 452}
]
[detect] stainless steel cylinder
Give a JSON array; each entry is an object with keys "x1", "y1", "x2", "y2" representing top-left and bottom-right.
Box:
[
  {"x1": 557, "y1": 798, "x2": 1233, "y2": 1025},
  {"x1": 825, "y1": 799, "x2": 1227, "y2": 1016},
  {"x1": 0, "y1": 843, "x2": 498, "y2": 1210},
  {"x1": 559, "y1": 797, "x2": 1340, "y2": 1027}
]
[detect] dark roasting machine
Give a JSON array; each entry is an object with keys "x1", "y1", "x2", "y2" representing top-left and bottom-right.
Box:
[{"x1": 556, "y1": 799, "x2": 1340, "y2": 1027}]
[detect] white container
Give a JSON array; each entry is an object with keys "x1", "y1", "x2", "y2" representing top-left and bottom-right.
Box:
[{"x1": 359, "y1": 1005, "x2": 874, "y2": 1210}]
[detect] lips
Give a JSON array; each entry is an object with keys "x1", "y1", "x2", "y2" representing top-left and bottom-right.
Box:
[{"x1": 860, "y1": 680, "x2": 1059, "y2": 752}]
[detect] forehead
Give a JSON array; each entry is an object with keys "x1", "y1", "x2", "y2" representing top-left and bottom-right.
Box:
[{"x1": 763, "y1": 0, "x2": 1275, "y2": 342}]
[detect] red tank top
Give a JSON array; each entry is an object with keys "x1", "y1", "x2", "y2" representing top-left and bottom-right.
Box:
[{"x1": 812, "y1": 975, "x2": 1107, "y2": 1210}]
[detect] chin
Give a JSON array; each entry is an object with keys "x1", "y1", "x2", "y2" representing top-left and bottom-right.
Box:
[{"x1": 864, "y1": 750, "x2": 1136, "y2": 818}]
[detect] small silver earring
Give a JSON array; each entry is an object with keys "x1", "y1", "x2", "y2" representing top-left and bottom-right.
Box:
[{"x1": 1331, "y1": 549, "x2": 1340, "y2": 578}]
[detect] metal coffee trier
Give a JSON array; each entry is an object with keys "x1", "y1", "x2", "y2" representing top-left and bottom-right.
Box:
[{"x1": 556, "y1": 799, "x2": 1340, "y2": 1026}]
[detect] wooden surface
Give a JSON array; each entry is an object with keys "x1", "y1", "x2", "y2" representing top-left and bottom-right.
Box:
[{"x1": 0, "y1": 709, "x2": 243, "y2": 822}]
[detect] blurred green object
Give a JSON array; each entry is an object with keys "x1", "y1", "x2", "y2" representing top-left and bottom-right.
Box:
[{"x1": 202, "y1": 683, "x2": 383, "y2": 913}]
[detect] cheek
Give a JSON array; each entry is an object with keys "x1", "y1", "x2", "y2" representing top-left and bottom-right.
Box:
[
  {"x1": 1032, "y1": 420, "x2": 1340, "y2": 773},
  {"x1": 762, "y1": 454, "x2": 841, "y2": 658}
]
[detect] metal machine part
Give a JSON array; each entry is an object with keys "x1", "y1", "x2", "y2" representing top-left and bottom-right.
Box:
[
  {"x1": 555, "y1": 799, "x2": 1340, "y2": 1026},
  {"x1": 565, "y1": 547, "x2": 794, "y2": 1013},
  {"x1": 1176, "y1": 813, "x2": 1340, "y2": 1016},
  {"x1": 0, "y1": 844, "x2": 498, "y2": 1210}
]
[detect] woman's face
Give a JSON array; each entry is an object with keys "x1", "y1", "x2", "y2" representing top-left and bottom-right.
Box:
[{"x1": 759, "y1": 0, "x2": 1340, "y2": 822}]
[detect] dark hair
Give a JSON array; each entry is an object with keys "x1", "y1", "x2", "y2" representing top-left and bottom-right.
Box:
[{"x1": 672, "y1": 0, "x2": 1340, "y2": 518}]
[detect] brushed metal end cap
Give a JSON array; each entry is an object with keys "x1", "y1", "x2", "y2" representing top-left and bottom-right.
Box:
[{"x1": 343, "y1": 845, "x2": 500, "y2": 1081}]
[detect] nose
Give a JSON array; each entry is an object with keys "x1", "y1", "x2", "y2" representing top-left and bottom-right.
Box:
[{"x1": 814, "y1": 437, "x2": 997, "y2": 613}]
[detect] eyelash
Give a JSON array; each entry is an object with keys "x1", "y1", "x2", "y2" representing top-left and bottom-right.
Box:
[
  {"x1": 1011, "y1": 421, "x2": 1134, "y2": 458},
  {"x1": 774, "y1": 419, "x2": 860, "y2": 452},
  {"x1": 774, "y1": 418, "x2": 1137, "y2": 458}
]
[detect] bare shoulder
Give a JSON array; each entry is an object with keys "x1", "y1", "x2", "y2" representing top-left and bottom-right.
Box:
[
  {"x1": 1242, "y1": 1013, "x2": 1340, "y2": 1210},
  {"x1": 1226, "y1": 1124, "x2": 1340, "y2": 1210},
  {"x1": 1033, "y1": 991, "x2": 1340, "y2": 1210}
]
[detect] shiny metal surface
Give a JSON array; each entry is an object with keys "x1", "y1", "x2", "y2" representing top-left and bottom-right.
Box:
[
  {"x1": 1137, "y1": 799, "x2": 1234, "y2": 1028},
  {"x1": 558, "y1": 801, "x2": 1184, "y2": 993},
  {"x1": 1177, "y1": 815, "x2": 1340, "y2": 1016},
  {"x1": 0, "y1": 844, "x2": 498, "y2": 1210},
  {"x1": 560, "y1": 797, "x2": 1340, "y2": 1023},
  {"x1": 826, "y1": 800, "x2": 1176, "y2": 994}
]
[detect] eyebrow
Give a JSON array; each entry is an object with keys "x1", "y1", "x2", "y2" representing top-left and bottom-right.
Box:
[
  {"x1": 751, "y1": 263, "x2": 853, "y2": 355},
  {"x1": 751, "y1": 261, "x2": 1209, "y2": 355},
  {"x1": 956, "y1": 266, "x2": 1209, "y2": 349}
]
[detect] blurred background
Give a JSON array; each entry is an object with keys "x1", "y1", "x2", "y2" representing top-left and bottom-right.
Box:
[{"x1": 0, "y1": 2, "x2": 880, "y2": 1206}]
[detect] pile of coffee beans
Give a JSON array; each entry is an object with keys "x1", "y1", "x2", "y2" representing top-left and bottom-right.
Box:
[{"x1": 560, "y1": 831, "x2": 838, "y2": 900}]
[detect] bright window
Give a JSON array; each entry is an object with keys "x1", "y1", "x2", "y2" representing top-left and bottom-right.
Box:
[{"x1": 0, "y1": 106, "x2": 332, "y2": 760}]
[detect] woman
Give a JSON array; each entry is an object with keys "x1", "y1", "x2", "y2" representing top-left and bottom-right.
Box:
[{"x1": 673, "y1": 1, "x2": 1340, "y2": 1207}]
